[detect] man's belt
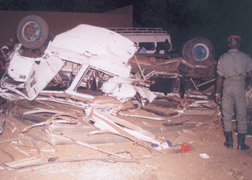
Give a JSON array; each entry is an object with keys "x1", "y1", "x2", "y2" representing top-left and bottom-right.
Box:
[{"x1": 226, "y1": 75, "x2": 244, "y2": 80}]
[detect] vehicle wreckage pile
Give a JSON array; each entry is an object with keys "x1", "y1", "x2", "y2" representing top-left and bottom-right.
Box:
[{"x1": 0, "y1": 15, "x2": 251, "y2": 171}]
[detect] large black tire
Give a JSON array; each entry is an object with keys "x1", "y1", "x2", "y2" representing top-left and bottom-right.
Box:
[
  {"x1": 17, "y1": 15, "x2": 49, "y2": 49},
  {"x1": 182, "y1": 37, "x2": 215, "y2": 66}
]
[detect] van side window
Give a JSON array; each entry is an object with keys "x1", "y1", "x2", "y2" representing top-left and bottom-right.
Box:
[
  {"x1": 139, "y1": 42, "x2": 155, "y2": 51},
  {"x1": 157, "y1": 40, "x2": 170, "y2": 54}
]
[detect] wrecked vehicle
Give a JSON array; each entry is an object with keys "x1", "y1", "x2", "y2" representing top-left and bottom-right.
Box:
[
  {"x1": 108, "y1": 27, "x2": 216, "y2": 97},
  {"x1": 0, "y1": 15, "x2": 170, "y2": 151},
  {"x1": 0, "y1": 15, "x2": 224, "y2": 154},
  {"x1": 0, "y1": 15, "x2": 155, "y2": 103},
  {"x1": 1, "y1": 15, "x2": 217, "y2": 102},
  {"x1": 109, "y1": 27, "x2": 173, "y2": 54}
]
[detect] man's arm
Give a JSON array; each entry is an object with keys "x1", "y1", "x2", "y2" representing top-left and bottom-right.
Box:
[{"x1": 215, "y1": 75, "x2": 224, "y2": 104}]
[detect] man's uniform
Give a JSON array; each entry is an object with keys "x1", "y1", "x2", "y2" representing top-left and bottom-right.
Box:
[{"x1": 217, "y1": 49, "x2": 252, "y2": 133}]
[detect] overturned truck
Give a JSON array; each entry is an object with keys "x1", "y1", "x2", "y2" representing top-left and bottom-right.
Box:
[
  {"x1": 1, "y1": 15, "x2": 159, "y2": 102},
  {"x1": 0, "y1": 15, "x2": 217, "y2": 151}
]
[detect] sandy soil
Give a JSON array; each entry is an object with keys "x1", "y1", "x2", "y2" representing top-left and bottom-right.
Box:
[{"x1": 0, "y1": 99, "x2": 251, "y2": 180}]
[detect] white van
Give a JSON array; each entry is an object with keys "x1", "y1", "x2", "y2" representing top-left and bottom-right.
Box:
[{"x1": 109, "y1": 27, "x2": 172, "y2": 54}]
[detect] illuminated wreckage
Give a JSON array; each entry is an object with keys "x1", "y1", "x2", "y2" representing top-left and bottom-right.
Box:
[{"x1": 0, "y1": 15, "x2": 170, "y2": 150}]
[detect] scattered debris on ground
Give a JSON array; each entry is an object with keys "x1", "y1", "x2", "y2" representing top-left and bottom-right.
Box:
[{"x1": 0, "y1": 15, "x2": 252, "y2": 180}]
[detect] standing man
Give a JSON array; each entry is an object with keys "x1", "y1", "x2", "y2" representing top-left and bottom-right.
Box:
[{"x1": 216, "y1": 35, "x2": 252, "y2": 151}]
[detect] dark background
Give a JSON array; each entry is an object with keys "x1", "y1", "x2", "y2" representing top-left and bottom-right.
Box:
[{"x1": 1, "y1": 0, "x2": 252, "y2": 59}]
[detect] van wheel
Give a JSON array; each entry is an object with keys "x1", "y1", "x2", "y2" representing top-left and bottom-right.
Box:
[
  {"x1": 182, "y1": 37, "x2": 215, "y2": 66},
  {"x1": 17, "y1": 15, "x2": 49, "y2": 49}
]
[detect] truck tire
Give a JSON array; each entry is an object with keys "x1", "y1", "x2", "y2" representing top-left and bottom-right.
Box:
[
  {"x1": 17, "y1": 15, "x2": 49, "y2": 49},
  {"x1": 182, "y1": 37, "x2": 215, "y2": 66}
]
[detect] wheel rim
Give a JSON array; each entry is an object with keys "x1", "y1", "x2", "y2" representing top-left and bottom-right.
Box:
[
  {"x1": 22, "y1": 21, "x2": 40, "y2": 42},
  {"x1": 192, "y1": 44, "x2": 209, "y2": 61}
]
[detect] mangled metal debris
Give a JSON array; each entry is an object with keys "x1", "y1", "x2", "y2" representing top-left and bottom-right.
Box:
[
  {"x1": 0, "y1": 136, "x2": 44, "y2": 171},
  {"x1": 1, "y1": 23, "x2": 141, "y2": 101},
  {"x1": 0, "y1": 15, "x2": 227, "y2": 154},
  {"x1": 0, "y1": 15, "x2": 172, "y2": 151},
  {"x1": 17, "y1": 101, "x2": 169, "y2": 151},
  {"x1": 87, "y1": 107, "x2": 166, "y2": 147}
]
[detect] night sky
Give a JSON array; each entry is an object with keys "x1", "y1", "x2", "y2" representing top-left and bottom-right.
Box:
[{"x1": 1, "y1": 0, "x2": 252, "y2": 59}]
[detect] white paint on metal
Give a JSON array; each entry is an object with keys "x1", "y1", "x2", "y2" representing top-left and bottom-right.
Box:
[
  {"x1": 101, "y1": 77, "x2": 136, "y2": 103},
  {"x1": 25, "y1": 55, "x2": 65, "y2": 100}
]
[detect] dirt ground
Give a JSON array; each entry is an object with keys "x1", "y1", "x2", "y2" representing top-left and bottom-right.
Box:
[{"x1": 0, "y1": 98, "x2": 251, "y2": 180}]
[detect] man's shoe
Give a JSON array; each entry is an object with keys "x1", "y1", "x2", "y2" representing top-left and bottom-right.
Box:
[
  {"x1": 224, "y1": 131, "x2": 233, "y2": 149},
  {"x1": 237, "y1": 133, "x2": 250, "y2": 151}
]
